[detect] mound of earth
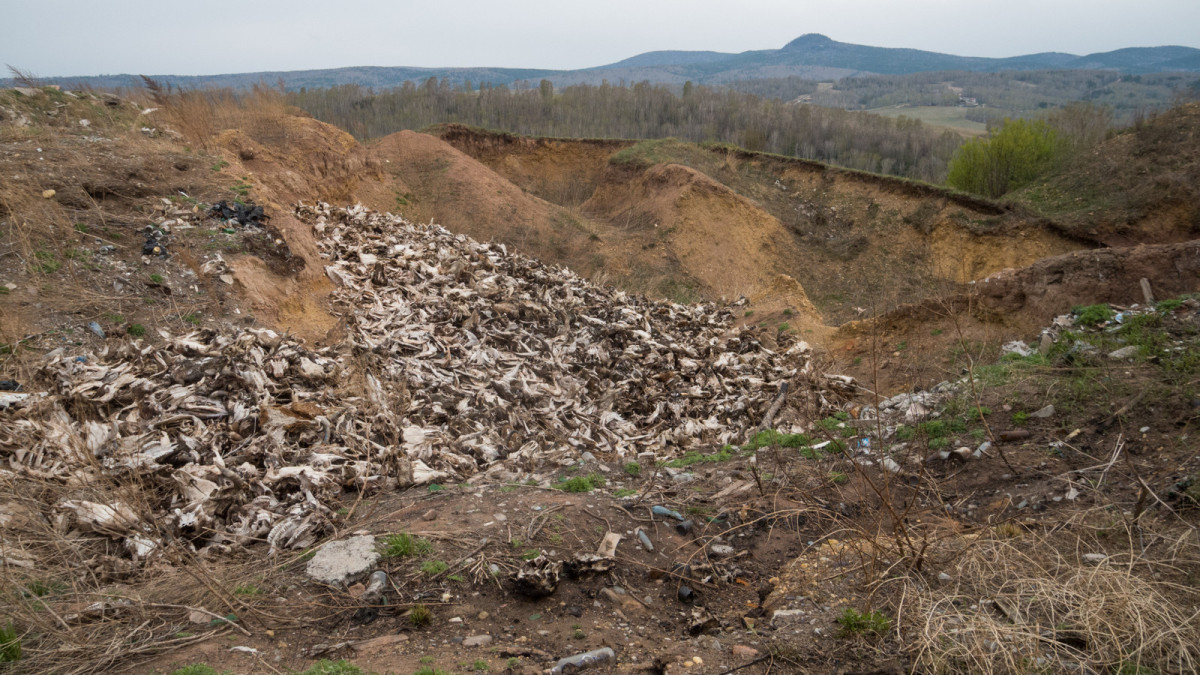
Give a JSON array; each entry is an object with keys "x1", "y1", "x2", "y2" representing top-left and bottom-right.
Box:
[{"x1": 1013, "y1": 102, "x2": 1200, "y2": 246}]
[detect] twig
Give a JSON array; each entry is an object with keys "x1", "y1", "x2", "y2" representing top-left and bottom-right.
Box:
[{"x1": 143, "y1": 603, "x2": 252, "y2": 637}]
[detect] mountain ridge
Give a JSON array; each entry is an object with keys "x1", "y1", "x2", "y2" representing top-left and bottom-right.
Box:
[{"x1": 7, "y1": 34, "x2": 1199, "y2": 91}]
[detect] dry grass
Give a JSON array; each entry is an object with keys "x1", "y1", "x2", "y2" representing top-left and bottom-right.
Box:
[{"x1": 901, "y1": 528, "x2": 1200, "y2": 674}]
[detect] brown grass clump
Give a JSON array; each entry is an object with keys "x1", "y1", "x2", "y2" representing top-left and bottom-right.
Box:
[{"x1": 902, "y1": 532, "x2": 1200, "y2": 674}]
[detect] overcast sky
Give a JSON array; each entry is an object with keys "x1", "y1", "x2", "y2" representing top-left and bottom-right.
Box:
[{"x1": 4, "y1": 0, "x2": 1200, "y2": 77}]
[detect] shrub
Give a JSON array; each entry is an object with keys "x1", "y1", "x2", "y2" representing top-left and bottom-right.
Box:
[
  {"x1": 623, "y1": 461, "x2": 641, "y2": 477},
  {"x1": 127, "y1": 323, "x2": 146, "y2": 337},
  {"x1": 947, "y1": 118, "x2": 1064, "y2": 197}
]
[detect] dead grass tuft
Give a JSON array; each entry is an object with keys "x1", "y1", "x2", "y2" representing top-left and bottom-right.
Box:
[{"x1": 903, "y1": 533, "x2": 1200, "y2": 674}]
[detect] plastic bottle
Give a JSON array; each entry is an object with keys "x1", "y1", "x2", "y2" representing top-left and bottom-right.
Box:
[{"x1": 550, "y1": 647, "x2": 616, "y2": 674}]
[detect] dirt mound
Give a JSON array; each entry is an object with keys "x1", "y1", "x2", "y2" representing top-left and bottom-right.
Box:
[
  {"x1": 442, "y1": 129, "x2": 1090, "y2": 324},
  {"x1": 1014, "y1": 102, "x2": 1200, "y2": 246},
  {"x1": 584, "y1": 163, "x2": 818, "y2": 317},
  {"x1": 433, "y1": 124, "x2": 628, "y2": 207},
  {"x1": 366, "y1": 131, "x2": 609, "y2": 279}
]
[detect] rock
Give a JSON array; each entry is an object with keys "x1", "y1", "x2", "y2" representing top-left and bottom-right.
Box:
[
  {"x1": 938, "y1": 572, "x2": 952, "y2": 582},
  {"x1": 477, "y1": 611, "x2": 488, "y2": 620},
  {"x1": 188, "y1": 609, "x2": 211, "y2": 624},
  {"x1": 1082, "y1": 553, "x2": 1108, "y2": 564},
  {"x1": 1030, "y1": 404, "x2": 1055, "y2": 419},
  {"x1": 305, "y1": 535, "x2": 380, "y2": 586},
  {"x1": 42, "y1": 189, "x2": 56, "y2": 199},
  {"x1": 421, "y1": 509, "x2": 437, "y2": 521},
  {"x1": 463, "y1": 634, "x2": 493, "y2": 647},
  {"x1": 732, "y1": 645, "x2": 759, "y2": 658},
  {"x1": 1108, "y1": 346, "x2": 1139, "y2": 360}
]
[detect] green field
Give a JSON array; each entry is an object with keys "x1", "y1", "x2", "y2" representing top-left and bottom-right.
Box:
[{"x1": 867, "y1": 105, "x2": 989, "y2": 137}]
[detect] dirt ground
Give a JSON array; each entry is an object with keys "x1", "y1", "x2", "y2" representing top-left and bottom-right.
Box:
[{"x1": 4, "y1": 87, "x2": 1200, "y2": 675}]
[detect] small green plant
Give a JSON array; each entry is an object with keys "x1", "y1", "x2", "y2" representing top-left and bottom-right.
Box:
[
  {"x1": 1013, "y1": 411, "x2": 1030, "y2": 425},
  {"x1": 895, "y1": 425, "x2": 915, "y2": 441},
  {"x1": 896, "y1": 340, "x2": 908, "y2": 351},
  {"x1": 505, "y1": 657, "x2": 519, "y2": 669},
  {"x1": 829, "y1": 471, "x2": 849, "y2": 485},
  {"x1": 520, "y1": 549, "x2": 541, "y2": 560},
  {"x1": 1156, "y1": 298, "x2": 1183, "y2": 313},
  {"x1": 0, "y1": 622, "x2": 21, "y2": 663},
  {"x1": 233, "y1": 583, "x2": 262, "y2": 596},
  {"x1": 929, "y1": 437, "x2": 950, "y2": 450},
  {"x1": 74, "y1": 223, "x2": 89, "y2": 233},
  {"x1": 381, "y1": 532, "x2": 433, "y2": 558},
  {"x1": 413, "y1": 668, "x2": 448, "y2": 675},
  {"x1": 419, "y1": 656, "x2": 435, "y2": 664},
  {"x1": 835, "y1": 608, "x2": 891, "y2": 637},
  {"x1": 778, "y1": 322, "x2": 790, "y2": 332},
  {"x1": 420, "y1": 560, "x2": 448, "y2": 575},
  {"x1": 623, "y1": 461, "x2": 641, "y2": 477},
  {"x1": 555, "y1": 474, "x2": 605, "y2": 492},
  {"x1": 170, "y1": 666, "x2": 224, "y2": 675},
  {"x1": 783, "y1": 308, "x2": 793, "y2": 316},
  {"x1": 409, "y1": 603, "x2": 431, "y2": 627},
  {"x1": 427, "y1": 483, "x2": 443, "y2": 492},
  {"x1": 447, "y1": 574, "x2": 465, "y2": 582},
  {"x1": 299, "y1": 661, "x2": 364, "y2": 675},
  {"x1": 613, "y1": 488, "x2": 637, "y2": 497},
  {"x1": 1074, "y1": 303, "x2": 1115, "y2": 326},
  {"x1": 472, "y1": 660, "x2": 489, "y2": 671},
  {"x1": 149, "y1": 273, "x2": 165, "y2": 284},
  {"x1": 127, "y1": 323, "x2": 146, "y2": 337},
  {"x1": 34, "y1": 250, "x2": 60, "y2": 274},
  {"x1": 182, "y1": 313, "x2": 200, "y2": 325},
  {"x1": 210, "y1": 159, "x2": 228, "y2": 172},
  {"x1": 104, "y1": 312, "x2": 125, "y2": 324},
  {"x1": 931, "y1": 328, "x2": 943, "y2": 336},
  {"x1": 573, "y1": 629, "x2": 586, "y2": 639},
  {"x1": 744, "y1": 310, "x2": 754, "y2": 317}
]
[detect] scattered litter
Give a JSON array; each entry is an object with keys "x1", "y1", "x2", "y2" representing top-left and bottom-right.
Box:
[
  {"x1": 636, "y1": 528, "x2": 654, "y2": 552},
  {"x1": 0, "y1": 380, "x2": 20, "y2": 391},
  {"x1": 652, "y1": 506, "x2": 685, "y2": 521},
  {"x1": 87, "y1": 321, "x2": 106, "y2": 339},
  {"x1": 550, "y1": 647, "x2": 615, "y2": 674},
  {"x1": 210, "y1": 200, "x2": 267, "y2": 228},
  {"x1": 511, "y1": 555, "x2": 561, "y2": 598},
  {"x1": 1001, "y1": 340, "x2": 1034, "y2": 357}
]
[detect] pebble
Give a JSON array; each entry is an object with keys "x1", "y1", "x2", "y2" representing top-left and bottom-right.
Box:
[
  {"x1": 732, "y1": 645, "x2": 759, "y2": 658},
  {"x1": 477, "y1": 611, "x2": 489, "y2": 620}
]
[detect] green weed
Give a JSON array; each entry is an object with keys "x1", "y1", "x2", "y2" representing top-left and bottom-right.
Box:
[
  {"x1": 409, "y1": 603, "x2": 432, "y2": 627},
  {"x1": 835, "y1": 608, "x2": 891, "y2": 637},
  {"x1": 623, "y1": 461, "x2": 641, "y2": 477},
  {"x1": 380, "y1": 532, "x2": 433, "y2": 558},
  {"x1": 420, "y1": 560, "x2": 448, "y2": 575}
]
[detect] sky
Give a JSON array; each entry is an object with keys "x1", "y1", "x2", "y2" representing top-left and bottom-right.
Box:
[{"x1": 3, "y1": 0, "x2": 1200, "y2": 77}]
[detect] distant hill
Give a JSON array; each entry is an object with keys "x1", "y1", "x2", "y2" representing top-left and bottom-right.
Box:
[{"x1": 6, "y1": 34, "x2": 1199, "y2": 91}]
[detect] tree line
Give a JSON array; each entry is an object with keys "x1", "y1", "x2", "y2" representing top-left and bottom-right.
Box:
[{"x1": 288, "y1": 79, "x2": 965, "y2": 182}]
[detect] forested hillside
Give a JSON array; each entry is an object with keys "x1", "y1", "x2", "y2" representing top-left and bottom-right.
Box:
[
  {"x1": 730, "y1": 70, "x2": 1200, "y2": 123},
  {"x1": 289, "y1": 80, "x2": 963, "y2": 181}
]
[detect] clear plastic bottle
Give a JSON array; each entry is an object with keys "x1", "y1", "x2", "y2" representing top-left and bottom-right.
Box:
[{"x1": 549, "y1": 647, "x2": 616, "y2": 673}]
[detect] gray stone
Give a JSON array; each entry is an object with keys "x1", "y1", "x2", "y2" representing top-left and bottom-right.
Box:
[
  {"x1": 463, "y1": 634, "x2": 493, "y2": 647},
  {"x1": 1108, "y1": 345, "x2": 1139, "y2": 360},
  {"x1": 305, "y1": 535, "x2": 379, "y2": 586},
  {"x1": 1030, "y1": 404, "x2": 1055, "y2": 418}
]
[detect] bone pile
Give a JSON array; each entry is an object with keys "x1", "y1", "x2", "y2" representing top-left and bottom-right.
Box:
[{"x1": 0, "y1": 201, "x2": 812, "y2": 562}]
